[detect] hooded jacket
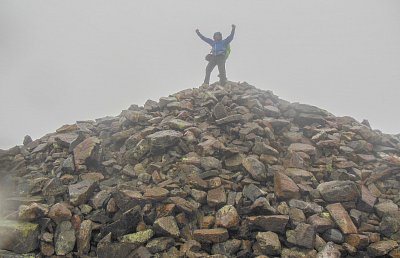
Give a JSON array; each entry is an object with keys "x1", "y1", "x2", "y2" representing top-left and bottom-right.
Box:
[{"x1": 197, "y1": 27, "x2": 235, "y2": 56}]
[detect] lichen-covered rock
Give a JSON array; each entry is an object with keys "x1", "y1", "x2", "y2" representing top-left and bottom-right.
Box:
[
  {"x1": 120, "y1": 229, "x2": 154, "y2": 245},
  {"x1": 0, "y1": 220, "x2": 39, "y2": 253},
  {"x1": 55, "y1": 221, "x2": 76, "y2": 255}
]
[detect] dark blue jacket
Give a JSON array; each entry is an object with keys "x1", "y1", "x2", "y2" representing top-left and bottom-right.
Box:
[{"x1": 197, "y1": 28, "x2": 235, "y2": 56}]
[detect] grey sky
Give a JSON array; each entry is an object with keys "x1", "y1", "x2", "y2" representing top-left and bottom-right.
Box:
[{"x1": 1, "y1": 0, "x2": 399, "y2": 149}]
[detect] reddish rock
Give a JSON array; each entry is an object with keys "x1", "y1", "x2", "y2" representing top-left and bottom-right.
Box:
[
  {"x1": 193, "y1": 228, "x2": 229, "y2": 243},
  {"x1": 326, "y1": 203, "x2": 357, "y2": 234},
  {"x1": 73, "y1": 136, "x2": 100, "y2": 168},
  {"x1": 48, "y1": 203, "x2": 72, "y2": 224},
  {"x1": 274, "y1": 172, "x2": 300, "y2": 200},
  {"x1": 207, "y1": 187, "x2": 226, "y2": 207},
  {"x1": 143, "y1": 187, "x2": 169, "y2": 201}
]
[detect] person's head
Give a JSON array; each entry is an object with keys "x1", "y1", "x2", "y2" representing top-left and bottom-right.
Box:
[{"x1": 213, "y1": 32, "x2": 222, "y2": 41}]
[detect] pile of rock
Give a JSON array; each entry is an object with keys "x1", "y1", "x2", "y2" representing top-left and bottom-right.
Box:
[{"x1": 0, "y1": 81, "x2": 399, "y2": 257}]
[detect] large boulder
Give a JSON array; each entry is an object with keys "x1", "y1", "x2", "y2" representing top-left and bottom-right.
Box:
[
  {"x1": 317, "y1": 180, "x2": 360, "y2": 202},
  {"x1": 0, "y1": 220, "x2": 39, "y2": 253}
]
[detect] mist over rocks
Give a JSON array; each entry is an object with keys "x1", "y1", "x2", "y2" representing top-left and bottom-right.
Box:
[{"x1": 0, "y1": 81, "x2": 400, "y2": 257}]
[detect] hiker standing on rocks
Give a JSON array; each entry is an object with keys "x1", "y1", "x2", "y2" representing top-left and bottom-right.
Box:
[{"x1": 196, "y1": 24, "x2": 236, "y2": 86}]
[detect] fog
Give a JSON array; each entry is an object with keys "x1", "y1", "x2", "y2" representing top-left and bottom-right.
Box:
[{"x1": 1, "y1": 0, "x2": 399, "y2": 149}]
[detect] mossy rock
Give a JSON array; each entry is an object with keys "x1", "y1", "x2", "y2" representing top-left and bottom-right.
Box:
[
  {"x1": 0, "y1": 220, "x2": 39, "y2": 254},
  {"x1": 120, "y1": 229, "x2": 154, "y2": 245}
]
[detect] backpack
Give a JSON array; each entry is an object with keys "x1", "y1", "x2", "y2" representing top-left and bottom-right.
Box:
[{"x1": 225, "y1": 44, "x2": 231, "y2": 60}]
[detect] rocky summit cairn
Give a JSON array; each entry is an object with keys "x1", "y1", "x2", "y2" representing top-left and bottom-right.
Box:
[{"x1": 0, "y1": 81, "x2": 399, "y2": 257}]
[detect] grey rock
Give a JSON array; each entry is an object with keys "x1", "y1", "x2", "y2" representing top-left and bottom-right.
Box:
[
  {"x1": 317, "y1": 180, "x2": 359, "y2": 202},
  {"x1": 256, "y1": 231, "x2": 281, "y2": 255},
  {"x1": 146, "y1": 130, "x2": 182, "y2": 150},
  {"x1": 55, "y1": 221, "x2": 76, "y2": 255},
  {"x1": 322, "y1": 229, "x2": 344, "y2": 244},
  {"x1": 242, "y1": 183, "x2": 263, "y2": 202},
  {"x1": 286, "y1": 223, "x2": 316, "y2": 249},
  {"x1": 242, "y1": 156, "x2": 267, "y2": 181}
]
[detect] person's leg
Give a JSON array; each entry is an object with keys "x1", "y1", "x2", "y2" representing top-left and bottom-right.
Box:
[
  {"x1": 204, "y1": 57, "x2": 217, "y2": 85},
  {"x1": 216, "y1": 55, "x2": 227, "y2": 85}
]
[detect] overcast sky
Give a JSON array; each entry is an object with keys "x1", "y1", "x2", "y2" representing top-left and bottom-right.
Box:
[{"x1": 1, "y1": 0, "x2": 399, "y2": 149}]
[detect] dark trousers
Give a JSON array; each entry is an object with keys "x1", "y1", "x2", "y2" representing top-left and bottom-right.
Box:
[{"x1": 204, "y1": 54, "x2": 227, "y2": 85}]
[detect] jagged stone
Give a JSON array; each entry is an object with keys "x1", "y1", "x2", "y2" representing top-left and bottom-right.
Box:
[
  {"x1": 326, "y1": 203, "x2": 358, "y2": 234},
  {"x1": 307, "y1": 214, "x2": 335, "y2": 233},
  {"x1": 215, "y1": 205, "x2": 240, "y2": 229},
  {"x1": 100, "y1": 206, "x2": 141, "y2": 239},
  {"x1": 255, "y1": 231, "x2": 281, "y2": 255},
  {"x1": 73, "y1": 136, "x2": 100, "y2": 168},
  {"x1": 207, "y1": 187, "x2": 226, "y2": 207},
  {"x1": 242, "y1": 183, "x2": 263, "y2": 202},
  {"x1": 153, "y1": 216, "x2": 180, "y2": 238},
  {"x1": 274, "y1": 171, "x2": 300, "y2": 200},
  {"x1": 242, "y1": 156, "x2": 267, "y2": 181},
  {"x1": 367, "y1": 240, "x2": 399, "y2": 257},
  {"x1": 68, "y1": 179, "x2": 98, "y2": 205},
  {"x1": 286, "y1": 223, "x2": 316, "y2": 249}
]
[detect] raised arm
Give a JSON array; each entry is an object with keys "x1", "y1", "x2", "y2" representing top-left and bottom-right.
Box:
[
  {"x1": 224, "y1": 24, "x2": 236, "y2": 44},
  {"x1": 196, "y1": 29, "x2": 213, "y2": 45}
]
